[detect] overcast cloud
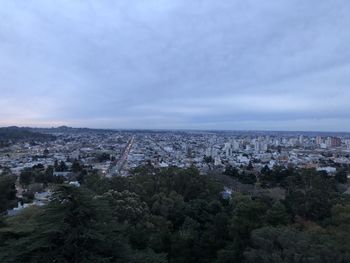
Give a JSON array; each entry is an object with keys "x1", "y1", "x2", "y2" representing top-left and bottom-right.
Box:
[{"x1": 0, "y1": 0, "x2": 350, "y2": 131}]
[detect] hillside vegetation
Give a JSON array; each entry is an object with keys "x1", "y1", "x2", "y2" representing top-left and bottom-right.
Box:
[{"x1": 0, "y1": 166, "x2": 349, "y2": 262}]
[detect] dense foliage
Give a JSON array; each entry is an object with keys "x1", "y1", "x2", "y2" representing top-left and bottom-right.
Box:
[
  {"x1": 0, "y1": 165, "x2": 349, "y2": 262},
  {"x1": 0, "y1": 173, "x2": 17, "y2": 213}
]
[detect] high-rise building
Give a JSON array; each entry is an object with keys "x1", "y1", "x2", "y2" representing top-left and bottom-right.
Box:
[
  {"x1": 345, "y1": 139, "x2": 350, "y2": 149},
  {"x1": 331, "y1": 137, "x2": 341, "y2": 148},
  {"x1": 254, "y1": 141, "x2": 260, "y2": 152},
  {"x1": 205, "y1": 147, "x2": 212, "y2": 157},
  {"x1": 316, "y1": 136, "x2": 322, "y2": 145},
  {"x1": 299, "y1": 135, "x2": 304, "y2": 145},
  {"x1": 232, "y1": 139, "x2": 240, "y2": 151},
  {"x1": 325, "y1": 137, "x2": 332, "y2": 148},
  {"x1": 223, "y1": 142, "x2": 232, "y2": 158},
  {"x1": 325, "y1": 137, "x2": 341, "y2": 148},
  {"x1": 275, "y1": 139, "x2": 280, "y2": 146}
]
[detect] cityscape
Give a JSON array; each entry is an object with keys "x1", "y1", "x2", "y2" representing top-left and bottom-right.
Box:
[
  {"x1": 1, "y1": 127, "x2": 350, "y2": 214},
  {"x1": 2, "y1": 127, "x2": 350, "y2": 178},
  {"x1": 1, "y1": 0, "x2": 350, "y2": 262}
]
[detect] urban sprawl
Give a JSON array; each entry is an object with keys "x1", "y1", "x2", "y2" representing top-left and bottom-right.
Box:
[
  {"x1": 2, "y1": 128, "x2": 350, "y2": 216},
  {"x1": 2, "y1": 129, "x2": 350, "y2": 177}
]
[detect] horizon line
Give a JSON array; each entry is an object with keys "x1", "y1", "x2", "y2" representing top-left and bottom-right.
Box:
[{"x1": 2, "y1": 125, "x2": 350, "y2": 135}]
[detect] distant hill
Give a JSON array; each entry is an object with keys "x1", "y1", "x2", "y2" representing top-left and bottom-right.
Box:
[
  {"x1": 29, "y1": 126, "x2": 117, "y2": 134},
  {"x1": 0, "y1": 127, "x2": 56, "y2": 146}
]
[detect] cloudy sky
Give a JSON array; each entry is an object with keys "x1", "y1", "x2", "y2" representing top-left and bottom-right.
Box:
[{"x1": 0, "y1": 0, "x2": 350, "y2": 131}]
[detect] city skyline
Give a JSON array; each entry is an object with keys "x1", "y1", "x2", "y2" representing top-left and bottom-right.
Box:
[{"x1": 1, "y1": 1, "x2": 350, "y2": 131}]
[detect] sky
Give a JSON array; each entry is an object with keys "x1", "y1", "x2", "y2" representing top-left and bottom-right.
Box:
[{"x1": 0, "y1": 0, "x2": 350, "y2": 131}]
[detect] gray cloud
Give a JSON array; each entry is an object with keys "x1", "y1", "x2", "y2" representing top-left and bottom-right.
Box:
[{"x1": 0, "y1": 0, "x2": 350, "y2": 131}]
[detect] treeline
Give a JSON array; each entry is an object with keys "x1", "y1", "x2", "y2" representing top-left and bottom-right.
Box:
[
  {"x1": 224, "y1": 163, "x2": 349, "y2": 187},
  {"x1": 0, "y1": 165, "x2": 349, "y2": 262},
  {"x1": 0, "y1": 127, "x2": 55, "y2": 147}
]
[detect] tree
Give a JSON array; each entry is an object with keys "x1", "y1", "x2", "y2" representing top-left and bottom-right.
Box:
[
  {"x1": 284, "y1": 173, "x2": 337, "y2": 221},
  {"x1": 0, "y1": 165, "x2": 348, "y2": 263},
  {"x1": 222, "y1": 195, "x2": 268, "y2": 262},
  {"x1": 204, "y1": 156, "x2": 214, "y2": 165},
  {"x1": 43, "y1": 148, "x2": 49, "y2": 156},
  {"x1": 0, "y1": 175, "x2": 17, "y2": 213},
  {"x1": 335, "y1": 169, "x2": 348, "y2": 184},
  {"x1": 266, "y1": 201, "x2": 289, "y2": 226},
  {"x1": 0, "y1": 185, "x2": 131, "y2": 262},
  {"x1": 71, "y1": 159, "x2": 83, "y2": 173},
  {"x1": 247, "y1": 162, "x2": 254, "y2": 171},
  {"x1": 239, "y1": 172, "x2": 257, "y2": 185},
  {"x1": 19, "y1": 168, "x2": 34, "y2": 187},
  {"x1": 244, "y1": 226, "x2": 306, "y2": 263},
  {"x1": 224, "y1": 165, "x2": 239, "y2": 178},
  {"x1": 0, "y1": 167, "x2": 12, "y2": 177},
  {"x1": 100, "y1": 190, "x2": 149, "y2": 224},
  {"x1": 244, "y1": 225, "x2": 350, "y2": 263},
  {"x1": 97, "y1": 152, "x2": 111, "y2": 163},
  {"x1": 58, "y1": 160, "x2": 68, "y2": 172}
]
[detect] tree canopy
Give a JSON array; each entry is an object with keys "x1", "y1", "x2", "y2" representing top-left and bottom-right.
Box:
[{"x1": 0, "y1": 166, "x2": 349, "y2": 262}]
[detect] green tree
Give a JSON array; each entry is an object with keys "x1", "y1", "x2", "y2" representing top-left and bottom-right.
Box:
[
  {"x1": 0, "y1": 175, "x2": 17, "y2": 213},
  {"x1": 71, "y1": 159, "x2": 83, "y2": 173},
  {"x1": 19, "y1": 168, "x2": 34, "y2": 187},
  {"x1": 245, "y1": 225, "x2": 350, "y2": 263},
  {"x1": 0, "y1": 185, "x2": 130, "y2": 262},
  {"x1": 224, "y1": 165, "x2": 239, "y2": 178},
  {"x1": 0, "y1": 167, "x2": 12, "y2": 177},
  {"x1": 335, "y1": 169, "x2": 348, "y2": 184},
  {"x1": 204, "y1": 156, "x2": 214, "y2": 165},
  {"x1": 100, "y1": 190, "x2": 149, "y2": 224},
  {"x1": 266, "y1": 201, "x2": 289, "y2": 226},
  {"x1": 219, "y1": 195, "x2": 268, "y2": 262},
  {"x1": 239, "y1": 172, "x2": 257, "y2": 185},
  {"x1": 246, "y1": 162, "x2": 254, "y2": 171}
]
